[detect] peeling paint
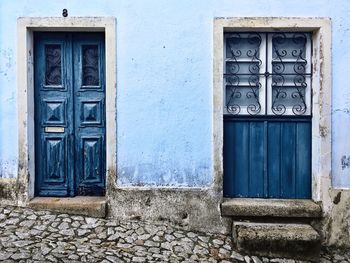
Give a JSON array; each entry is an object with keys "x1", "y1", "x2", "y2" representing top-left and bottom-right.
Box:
[
  {"x1": 333, "y1": 108, "x2": 350, "y2": 115},
  {"x1": 333, "y1": 192, "x2": 341, "y2": 204},
  {"x1": 319, "y1": 125, "x2": 329, "y2": 138},
  {"x1": 327, "y1": 190, "x2": 350, "y2": 248},
  {"x1": 118, "y1": 161, "x2": 211, "y2": 187},
  {"x1": 0, "y1": 160, "x2": 17, "y2": 179},
  {"x1": 341, "y1": 155, "x2": 350, "y2": 170},
  {"x1": 0, "y1": 49, "x2": 14, "y2": 75},
  {"x1": 0, "y1": 179, "x2": 16, "y2": 203}
]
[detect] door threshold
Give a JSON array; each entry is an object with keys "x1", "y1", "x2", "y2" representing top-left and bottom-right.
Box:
[
  {"x1": 28, "y1": 196, "x2": 107, "y2": 218},
  {"x1": 221, "y1": 198, "x2": 322, "y2": 218}
]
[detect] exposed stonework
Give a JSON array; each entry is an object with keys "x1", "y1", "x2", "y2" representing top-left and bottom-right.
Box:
[
  {"x1": 324, "y1": 189, "x2": 350, "y2": 248},
  {"x1": 107, "y1": 187, "x2": 231, "y2": 234},
  {"x1": 0, "y1": 179, "x2": 17, "y2": 206}
]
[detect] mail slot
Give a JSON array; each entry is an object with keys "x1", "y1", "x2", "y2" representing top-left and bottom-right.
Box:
[{"x1": 45, "y1": 127, "x2": 65, "y2": 133}]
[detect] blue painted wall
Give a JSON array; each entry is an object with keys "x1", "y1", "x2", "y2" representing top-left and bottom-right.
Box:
[{"x1": 0, "y1": 0, "x2": 350, "y2": 187}]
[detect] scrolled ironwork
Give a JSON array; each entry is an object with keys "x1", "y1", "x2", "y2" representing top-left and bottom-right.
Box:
[
  {"x1": 226, "y1": 75, "x2": 240, "y2": 86},
  {"x1": 227, "y1": 33, "x2": 242, "y2": 59},
  {"x1": 292, "y1": 104, "x2": 307, "y2": 115},
  {"x1": 227, "y1": 104, "x2": 241, "y2": 115},
  {"x1": 225, "y1": 33, "x2": 262, "y2": 115},
  {"x1": 82, "y1": 45, "x2": 99, "y2": 86},
  {"x1": 246, "y1": 75, "x2": 262, "y2": 115},
  {"x1": 271, "y1": 103, "x2": 287, "y2": 115},
  {"x1": 270, "y1": 32, "x2": 309, "y2": 115},
  {"x1": 224, "y1": 32, "x2": 311, "y2": 116},
  {"x1": 271, "y1": 73, "x2": 287, "y2": 115},
  {"x1": 45, "y1": 45, "x2": 62, "y2": 86},
  {"x1": 292, "y1": 33, "x2": 307, "y2": 45},
  {"x1": 227, "y1": 63, "x2": 240, "y2": 74},
  {"x1": 247, "y1": 46, "x2": 262, "y2": 75},
  {"x1": 226, "y1": 83, "x2": 242, "y2": 115}
]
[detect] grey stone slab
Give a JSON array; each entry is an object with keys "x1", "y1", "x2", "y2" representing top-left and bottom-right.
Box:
[
  {"x1": 222, "y1": 198, "x2": 322, "y2": 218},
  {"x1": 233, "y1": 222, "x2": 320, "y2": 262},
  {"x1": 28, "y1": 197, "x2": 106, "y2": 218}
]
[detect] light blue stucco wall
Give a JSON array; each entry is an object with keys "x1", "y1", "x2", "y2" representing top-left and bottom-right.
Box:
[{"x1": 0, "y1": 0, "x2": 350, "y2": 187}]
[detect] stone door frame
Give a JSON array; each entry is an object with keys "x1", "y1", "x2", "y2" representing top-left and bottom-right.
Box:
[{"x1": 213, "y1": 17, "x2": 332, "y2": 206}]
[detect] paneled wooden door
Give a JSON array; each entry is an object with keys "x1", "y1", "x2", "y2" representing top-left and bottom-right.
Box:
[
  {"x1": 223, "y1": 32, "x2": 312, "y2": 199},
  {"x1": 34, "y1": 32, "x2": 106, "y2": 197}
]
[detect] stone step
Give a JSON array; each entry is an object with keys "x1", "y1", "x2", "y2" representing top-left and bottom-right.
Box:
[
  {"x1": 28, "y1": 196, "x2": 106, "y2": 218},
  {"x1": 221, "y1": 198, "x2": 322, "y2": 218},
  {"x1": 233, "y1": 221, "x2": 320, "y2": 261}
]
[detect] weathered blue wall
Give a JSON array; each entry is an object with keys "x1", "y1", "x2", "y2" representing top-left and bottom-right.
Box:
[{"x1": 0, "y1": 0, "x2": 350, "y2": 187}]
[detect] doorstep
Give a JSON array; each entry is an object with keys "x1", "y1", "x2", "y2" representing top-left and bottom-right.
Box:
[
  {"x1": 221, "y1": 198, "x2": 322, "y2": 261},
  {"x1": 232, "y1": 221, "x2": 320, "y2": 261},
  {"x1": 221, "y1": 198, "x2": 322, "y2": 218},
  {"x1": 28, "y1": 196, "x2": 107, "y2": 218}
]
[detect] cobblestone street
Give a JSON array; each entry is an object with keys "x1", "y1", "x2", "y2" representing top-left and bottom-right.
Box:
[{"x1": 0, "y1": 205, "x2": 348, "y2": 263}]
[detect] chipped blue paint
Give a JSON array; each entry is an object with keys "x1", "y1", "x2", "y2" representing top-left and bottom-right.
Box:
[
  {"x1": 0, "y1": 0, "x2": 350, "y2": 187},
  {"x1": 34, "y1": 32, "x2": 106, "y2": 196}
]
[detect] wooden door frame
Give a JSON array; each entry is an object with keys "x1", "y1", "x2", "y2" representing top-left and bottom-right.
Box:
[
  {"x1": 17, "y1": 17, "x2": 116, "y2": 204},
  {"x1": 213, "y1": 17, "x2": 332, "y2": 204}
]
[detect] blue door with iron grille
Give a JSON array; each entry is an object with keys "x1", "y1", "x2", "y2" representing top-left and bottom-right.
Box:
[
  {"x1": 34, "y1": 32, "x2": 106, "y2": 197},
  {"x1": 223, "y1": 32, "x2": 312, "y2": 199}
]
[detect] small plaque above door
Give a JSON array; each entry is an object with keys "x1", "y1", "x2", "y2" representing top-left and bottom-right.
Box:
[{"x1": 45, "y1": 127, "x2": 65, "y2": 133}]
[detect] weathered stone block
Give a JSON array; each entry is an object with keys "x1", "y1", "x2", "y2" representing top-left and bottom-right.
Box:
[
  {"x1": 222, "y1": 198, "x2": 322, "y2": 218},
  {"x1": 28, "y1": 196, "x2": 106, "y2": 218},
  {"x1": 232, "y1": 222, "x2": 321, "y2": 262}
]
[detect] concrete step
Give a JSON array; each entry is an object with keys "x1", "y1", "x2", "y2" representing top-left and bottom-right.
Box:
[
  {"x1": 28, "y1": 196, "x2": 107, "y2": 218},
  {"x1": 233, "y1": 221, "x2": 320, "y2": 261},
  {"x1": 222, "y1": 198, "x2": 322, "y2": 218}
]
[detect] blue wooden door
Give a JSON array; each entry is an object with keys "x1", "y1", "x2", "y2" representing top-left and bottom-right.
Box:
[
  {"x1": 223, "y1": 32, "x2": 312, "y2": 199},
  {"x1": 34, "y1": 32, "x2": 106, "y2": 197}
]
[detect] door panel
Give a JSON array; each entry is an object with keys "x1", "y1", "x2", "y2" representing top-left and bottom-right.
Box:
[
  {"x1": 267, "y1": 122, "x2": 281, "y2": 197},
  {"x1": 35, "y1": 32, "x2": 105, "y2": 197},
  {"x1": 249, "y1": 122, "x2": 265, "y2": 197},
  {"x1": 44, "y1": 136, "x2": 67, "y2": 184},
  {"x1": 76, "y1": 135, "x2": 105, "y2": 195},
  {"x1": 223, "y1": 116, "x2": 311, "y2": 199},
  {"x1": 41, "y1": 99, "x2": 67, "y2": 125},
  {"x1": 81, "y1": 136, "x2": 103, "y2": 183},
  {"x1": 280, "y1": 122, "x2": 296, "y2": 198},
  {"x1": 79, "y1": 99, "x2": 104, "y2": 126},
  {"x1": 224, "y1": 122, "x2": 250, "y2": 197},
  {"x1": 73, "y1": 34, "x2": 106, "y2": 196},
  {"x1": 35, "y1": 33, "x2": 73, "y2": 197},
  {"x1": 295, "y1": 122, "x2": 312, "y2": 198}
]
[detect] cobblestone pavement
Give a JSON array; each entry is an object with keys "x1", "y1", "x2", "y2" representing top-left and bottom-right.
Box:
[{"x1": 0, "y1": 205, "x2": 349, "y2": 263}]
